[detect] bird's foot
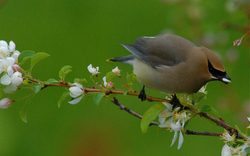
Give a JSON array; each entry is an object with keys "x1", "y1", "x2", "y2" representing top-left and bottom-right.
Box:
[
  {"x1": 170, "y1": 94, "x2": 179, "y2": 109},
  {"x1": 138, "y1": 85, "x2": 147, "y2": 101}
]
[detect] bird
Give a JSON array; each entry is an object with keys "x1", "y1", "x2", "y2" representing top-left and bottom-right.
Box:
[{"x1": 107, "y1": 34, "x2": 231, "y2": 101}]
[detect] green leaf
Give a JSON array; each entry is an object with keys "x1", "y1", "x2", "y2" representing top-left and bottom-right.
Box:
[
  {"x1": 32, "y1": 83, "x2": 44, "y2": 93},
  {"x1": 46, "y1": 78, "x2": 59, "y2": 84},
  {"x1": 201, "y1": 104, "x2": 219, "y2": 117},
  {"x1": 59, "y1": 65, "x2": 72, "y2": 80},
  {"x1": 93, "y1": 92, "x2": 105, "y2": 105},
  {"x1": 123, "y1": 92, "x2": 127, "y2": 96},
  {"x1": 58, "y1": 91, "x2": 70, "y2": 108},
  {"x1": 19, "y1": 95, "x2": 34, "y2": 123},
  {"x1": 106, "y1": 71, "x2": 118, "y2": 83},
  {"x1": 18, "y1": 50, "x2": 35, "y2": 64},
  {"x1": 192, "y1": 92, "x2": 206, "y2": 104},
  {"x1": 245, "y1": 147, "x2": 250, "y2": 154},
  {"x1": 74, "y1": 78, "x2": 87, "y2": 84},
  {"x1": 126, "y1": 73, "x2": 137, "y2": 87},
  {"x1": 141, "y1": 103, "x2": 166, "y2": 133},
  {"x1": 201, "y1": 105, "x2": 211, "y2": 112},
  {"x1": 31, "y1": 52, "x2": 50, "y2": 68},
  {"x1": 22, "y1": 78, "x2": 29, "y2": 85}
]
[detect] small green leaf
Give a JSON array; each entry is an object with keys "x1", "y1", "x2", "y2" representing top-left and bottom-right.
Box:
[
  {"x1": 19, "y1": 95, "x2": 34, "y2": 123},
  {"x1": 192, "y1": 92, "x2": 206, "y2": 104},
  {"x1": 58, "y1": 91, "x2": 70, "y2": 108},
  {"x1": 123, "y1": 92, "x2": 127, "y2": 96},
  {"x1": 22, "y1": 78, "x2": 29, "y2": 85},
  {"x1": 59, "y1": 65, "x2": 72, "y2": 80},
  {"x1": 74, "y1": 78, "x2": 87, "y2": 84},
  {"x1": 245, "y1": 147, "x2": 250, "y2": 154},
  {"x1": 126, "y1": 73, "x2": 137, "y2": 86},
  {"x1": 201, "y1": 105, "x2": 211, "y2": 112},
  {"x1": 141, "y1": 103, "x2": 166, "y2": 133},
  {"x1": 31, "y1": 52, "x2": 50, "y2": 68},
  {"x1": 106, "y1": 71, "x2": 118, "y2": 83},
  {"x1": 93, "y1": 92, "x2": 105, "y2": 105},
  {"x1": 32, "y1": 83, "x2": 44, "y2": 93},
  {"x1": 46, "y1": 78, "x2": 59, "y2": 84},
  {"x1": 18, "y1": 50, "x2": 35, "y2": 64}
]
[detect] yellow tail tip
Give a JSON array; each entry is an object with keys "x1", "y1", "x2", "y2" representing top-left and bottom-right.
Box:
[{"x1": 106, "y1": 58, "x2": 114, "y2": 62}]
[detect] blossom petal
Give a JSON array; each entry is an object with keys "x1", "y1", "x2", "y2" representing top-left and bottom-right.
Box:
[
  {"x1": 0, "y1": 98, "x2": 12, "y2": 109},
  {"x1": 103, "y1": 76, "x2": 107, "y2": 87},
  {"x1": 177, "y1": 132, "x2": 184, "y2": 149},
  {"x1": 6, "y1": 57, "x2": 15, "y2": 66},
  {"x1": 3, "y1": 84, "x2": 17, "y2": 94},
  {"x1": 68, "y1": 96, "x2": 83, "y2": 105},
  {"x1": 0, "y1": 40, "x2": 8, "y2": 47},
  {"x1": 221, "y1": 144, "x2": 231, "y2": 156},
  {"x1": 171, "y1": 131, "x2": 178, "y2": 147},
  {"x1": 73, "y1": 82, "x2": 83, "y2": 90},
  {"x1": 7, "y1": 66, "x2": 13, "y2": 76},
  {"x1": 1, "y1": 74, "x2": 11, "y2": 85},
  {"x1": 9, "y1": 41, "x2": 16, "y2": 52},
  {"x1": 162, "y1": 102, "x2": 172, "y2": 111},
  {"x1": 11, "y1": 72, "x2": 23, "y2": 86},
  {"x1": 160, "y1": 117, "x2": 174, "y2": 128},
  {"x1": 0, "y1": 47, "x2": 10, "y2": 57},
  {"x1": 69, "y1": 86, "x2": 83, "y2": 98}
]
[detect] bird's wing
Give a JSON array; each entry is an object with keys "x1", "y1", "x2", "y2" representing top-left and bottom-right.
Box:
[{"x1": 120, "y1": 34, "x2": 196, "y2": 68}]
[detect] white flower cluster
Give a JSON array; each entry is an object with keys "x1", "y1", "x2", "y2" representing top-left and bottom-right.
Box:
[
  {"x1": 158, "y1": 101, "x2": 191, "y2": 149},
  {"x1": 68, "y1": 65, "x2": 121, "y2": 105},
  {"x1": 221, "y1": 118, "x2": 250, "y2": 156},
  {"x1": 0, "y1": 41, "x2": 22, "y2": 92},
  {"x1": 0, "y1": 40, "x2": 23, "y2": 109}
]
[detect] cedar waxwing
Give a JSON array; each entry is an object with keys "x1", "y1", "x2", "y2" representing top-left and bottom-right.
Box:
[{"x1": 107, "y1": 34, "x2": 231, "y2": 101}]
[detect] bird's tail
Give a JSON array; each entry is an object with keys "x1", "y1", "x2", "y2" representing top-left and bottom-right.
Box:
[{"x1": 106, "y1": 55, "x2": 135, "y2": 66}]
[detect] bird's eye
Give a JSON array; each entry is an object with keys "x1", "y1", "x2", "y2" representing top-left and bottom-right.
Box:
[{"x1": 207, "y1": 60, "x2": 226, "y2": 77}]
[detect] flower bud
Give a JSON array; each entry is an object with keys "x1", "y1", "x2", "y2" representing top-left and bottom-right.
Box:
[
  {"x1": 12, "y1": 64, "x2": 21, "y2": 72},
  {"x1": 112, "y1": 66, "x2": 120, "y2": 74},
  {"x1": 11, "y1": 71, "x2": 23, "y2": 86},
  {"x1": 0, "y1": 98, "x2": 12, "y2": 109}
]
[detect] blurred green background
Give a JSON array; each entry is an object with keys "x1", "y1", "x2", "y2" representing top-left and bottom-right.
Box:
[{"x1": 0, "y1": 0, "x2": 249, "y2": 155}]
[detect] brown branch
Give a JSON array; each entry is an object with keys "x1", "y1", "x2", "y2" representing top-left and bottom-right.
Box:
[
  {"x1": 110, "y1": 97, "x2": 159, "y2": 126},
  {"x1": 30, "y1": 78, "x2": 244, "y2": 139},
  {"x1": 185, "y1": 130, "x2": 222, "y2": 137},
  {"x1": 85, "y1": 88, "x2": 170, "y2": 103},
  {"x1": 199, "y1": 112, "x2": 243, "y2": 139},
  {"x1": 30, "y1": 77, "x2": 169, "y2": 103}
]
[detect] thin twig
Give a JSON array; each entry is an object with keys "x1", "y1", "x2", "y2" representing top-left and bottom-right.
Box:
[
  {"x1": 185, "y1": 130, "x2": 222, "y2": 137},
  {"x1": 199, "y1": 112, "x2": 243, "y2": 139},
  {"x1": 110, "y1": 97, "x2": 159, "y2": 126}
]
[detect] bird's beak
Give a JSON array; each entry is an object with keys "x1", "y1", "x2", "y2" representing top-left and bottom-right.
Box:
[{"x1": 219, "y1": 74, "x2": 231, "y2": 84}]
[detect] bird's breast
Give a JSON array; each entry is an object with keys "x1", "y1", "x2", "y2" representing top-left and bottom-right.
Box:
[{"x1": 133, "y1": 57, "x2": 211, "y2": 94}]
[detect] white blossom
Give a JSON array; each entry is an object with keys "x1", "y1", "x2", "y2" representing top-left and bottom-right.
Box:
[
  {"x1": 103, "y1": 76, "x2": 113, "y2": 88},
  {"x1": 11, "y1": 71, "x2": 23, "y2": 86},
  {"x1": 170, "y1": 119, "x2": 184, "y2": 149},
  {"x1": 87, "y1": 64, "x2": 100, "y2": 75},
  {"x1": 0, "y1": 98, "x2": 12, "y2": 109},
  {"x1": 158, "y1": 102, "x2": 173, "y2": 128},
  {"x1": 112, "y1": 66, "x2": 121, "y2": 74},
  {"x1": 68, "y1": 83, "x2": 84, "y2": 105}
]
